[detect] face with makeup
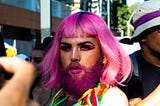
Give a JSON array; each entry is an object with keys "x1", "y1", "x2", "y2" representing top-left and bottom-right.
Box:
[{"x1": 60, "y1": 35, "x2": 102, "y2": 79}]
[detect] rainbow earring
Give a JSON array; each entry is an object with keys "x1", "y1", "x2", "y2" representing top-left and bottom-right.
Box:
[{"x1": 103, "y1": 57, "x2": 107, "y2": 64}]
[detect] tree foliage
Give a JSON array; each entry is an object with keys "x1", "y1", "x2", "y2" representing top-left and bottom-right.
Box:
[
  {"x1": 111, "y1": 0, "x2": 139, "y2": 36},
  {"x1": 117, "y1": 4, "x2": 131, "y2": 36}
]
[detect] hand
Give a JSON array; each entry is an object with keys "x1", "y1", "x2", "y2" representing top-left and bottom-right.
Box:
[
  {"x1": 129, "y1": 84, "x2": 160, "y2": 106},
  {"x1": 129, "y1": 98, "x2": 142, "y2": 106},
  {"x1": 0, "y1": 57, "x2": 39, "y2": 106}
]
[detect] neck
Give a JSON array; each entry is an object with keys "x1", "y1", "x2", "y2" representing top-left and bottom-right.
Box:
[{"x1": 141, "y1": 49, "x2": 160, "y2": 67}]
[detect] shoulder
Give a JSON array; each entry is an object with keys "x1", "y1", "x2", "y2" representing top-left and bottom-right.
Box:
[
  {"x1": 101, "y1": 86, "x2": 129, "y2": 106},
  {"x1": 129, "y1": 50, "x2": 141, "y2": 57},
  {"x1": 37, "y1": 87, "x2": 57, "y2": 105}
]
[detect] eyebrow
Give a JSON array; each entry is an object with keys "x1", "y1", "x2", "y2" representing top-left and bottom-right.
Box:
[
  {"x1": 78, "y1": 41, "x2": 95, "y2": 46},
  {"x1": 60, "y1": 41, "x2": 95, "y2": 46}
]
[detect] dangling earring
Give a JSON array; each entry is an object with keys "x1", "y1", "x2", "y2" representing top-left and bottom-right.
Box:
[{"x1": 103, "y1": 57, "x2": 107, "y2": 64}]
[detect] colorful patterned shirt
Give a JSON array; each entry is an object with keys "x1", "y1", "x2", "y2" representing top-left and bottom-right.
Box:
[{"x1": 51, "y1": 83, "x2": 112, "y2": 106}]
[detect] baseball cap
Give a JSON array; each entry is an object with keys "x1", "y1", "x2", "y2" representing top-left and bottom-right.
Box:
[{"x1": 131, "y1": 0, "x2": 160, "y2": 42}]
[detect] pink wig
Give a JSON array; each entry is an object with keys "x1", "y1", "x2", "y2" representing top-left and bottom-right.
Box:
[{"x1": 41, "y1": 12, "x2": 132, "y2": 88}]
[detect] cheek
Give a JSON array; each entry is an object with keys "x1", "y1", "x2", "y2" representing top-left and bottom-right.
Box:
[
  {"x1": 81, "y1": 50, "x2": 101, "y2": 68},
  {"x1": 147, "y1": 36, "x2": 160, "y2": 50},
  {"x1": 60, "y1": 51, "x2": 70, "y2": 68}
]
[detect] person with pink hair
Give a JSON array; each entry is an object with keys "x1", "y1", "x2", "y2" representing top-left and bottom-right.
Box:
[{"x1": 39, "y1": 11, "x2": 132, "y2": 106}]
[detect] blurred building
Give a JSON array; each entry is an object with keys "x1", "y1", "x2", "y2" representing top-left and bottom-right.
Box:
[
  {"x1": 0, "y1": 0, "x2": 128, "y2": 56},
  {"x1": 0, "y1": 0, "x2": 76, "y2": 56}
]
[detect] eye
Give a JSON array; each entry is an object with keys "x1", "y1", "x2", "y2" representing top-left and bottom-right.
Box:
[
  {"x1": 34, "y1": 57, "x2": 42, "y2": 64},
  {"x1": 60, "y1": 44, "x2": 71, "y2": 51},
  {"x1": 80, "y1": 44, "x2": 95, "y2": 51},
  {"x1": 30, "y1": 57, "x2": 42, "y2": 64}
]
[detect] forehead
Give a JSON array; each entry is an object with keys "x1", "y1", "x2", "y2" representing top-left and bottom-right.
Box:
[
  {"x1": 61, "y1": 36, "x2": 98, "y2": 44},
  {"x1": 31, "y1": 49, "x2": 44, "y2": 57}
]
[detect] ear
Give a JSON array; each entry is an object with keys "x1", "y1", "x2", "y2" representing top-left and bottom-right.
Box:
[{"x1": 140, "y1": 38, "x2": 146, "y2": 43}]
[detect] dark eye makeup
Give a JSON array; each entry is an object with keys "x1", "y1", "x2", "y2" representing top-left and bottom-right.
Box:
[
  {"x1": 60, "y1": 43, "x2": 71, "y2": 51},
  {"x1": 60, "y1": 41, "x2": 95, "y2": 51},
  {"x1": 80, "y1": 43, "x2": 95, "y2": 51}
]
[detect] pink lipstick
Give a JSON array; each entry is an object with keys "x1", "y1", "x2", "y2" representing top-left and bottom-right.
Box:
[
  {"x1": 70, "y1": 69, "x2": 82, "y2": 74},
  {"x1": 68, "y1": 62, "x2": 82, "y2": 74}
]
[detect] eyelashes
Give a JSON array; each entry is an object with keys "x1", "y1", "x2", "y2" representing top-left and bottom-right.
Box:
[
  {"x1": 80, "y1": 44, "x2": 95, "y2": 51},
  {"x1": 60, "y1": 44, "x2": 71, "y2": 51},
  {"x1": 60, "y1": 43, "x2": 95, "y2": 52}
]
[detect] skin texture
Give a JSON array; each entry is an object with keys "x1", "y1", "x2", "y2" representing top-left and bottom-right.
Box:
[
  {"x1": 101, "y1": 87, "x2": 129, "y2": 106},
  {"x1": 0, "y1": 57, "x2": 39, "y2": 106},
  {"x1": 129, "y1": 98, "x2": 142, "y2": 106},
  {"x1": 60, "y1": 35, "x2": 101, "y2": 79}
]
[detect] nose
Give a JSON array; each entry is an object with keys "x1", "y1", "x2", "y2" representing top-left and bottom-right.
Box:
[{"x1": 71, "y1": 48, "x2": 80, "y2": 62}]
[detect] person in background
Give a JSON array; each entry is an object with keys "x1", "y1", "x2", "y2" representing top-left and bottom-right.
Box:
[
  {"x1": 37, "y1": 11, "x2": 132, "y2": 106},
  {"x1": 120, "y1": 0, "x2": 160, "y2": 105},
  {"x1": 30, "y1": 36, "x2": 53, "y2": 68},
  {"x1": 0, "y1": 57, "x2": 39, "y2": 106},
  {"x1": 43, "y1": 36, "x2": 53, "y2": 50},
  {"x1": 30, "y1": 36, "x2": 53, "y2": 101},
  {"x1": 30, "y1": 43, "x2": 46, "y2": 69}
]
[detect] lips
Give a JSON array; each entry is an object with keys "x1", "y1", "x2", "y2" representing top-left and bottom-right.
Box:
[
  {"x1": 68, "y1": 62, "x2": 82, "y2": 74},
  {"x1": 70, "y1": 69, "x2": 82, "y2": 74}
]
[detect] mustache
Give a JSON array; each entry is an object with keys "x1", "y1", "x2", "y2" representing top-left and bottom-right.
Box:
[
  {"x1": 64, "y1": 62, "x2": 93, "y2": 73},
  {"x1": 63, "y1": 56, "x2": 104, "y2": 73},
  {"x1": 66, "y1": 62, "x2": 82, "y2": 71}
]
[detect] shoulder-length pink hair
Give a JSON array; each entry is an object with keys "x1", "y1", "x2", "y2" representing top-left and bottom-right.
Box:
[{"x1": 41, "y1": 12, "x2": 132, "y2": 88}]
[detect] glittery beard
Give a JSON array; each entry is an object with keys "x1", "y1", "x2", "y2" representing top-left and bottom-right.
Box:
[{"x1": 58, "y1": 57, "x2": 104, "y2": 100}]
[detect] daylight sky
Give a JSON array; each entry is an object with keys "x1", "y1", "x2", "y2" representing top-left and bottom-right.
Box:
[{"x1": 127, "y1": 0, "x2": 144, "y2": 6}]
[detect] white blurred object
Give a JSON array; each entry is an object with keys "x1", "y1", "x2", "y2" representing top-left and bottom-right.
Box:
[
  {"x1": 116, "y1": 36, "x2": 141, "y2": 54},
  {"x1": 120, "y1": 43, "x2": 140, "y2": 54}
]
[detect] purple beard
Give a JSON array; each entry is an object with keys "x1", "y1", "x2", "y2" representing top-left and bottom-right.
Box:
[{"x1": 58, "y1": 57, "x2": 104, "y2": 100}]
